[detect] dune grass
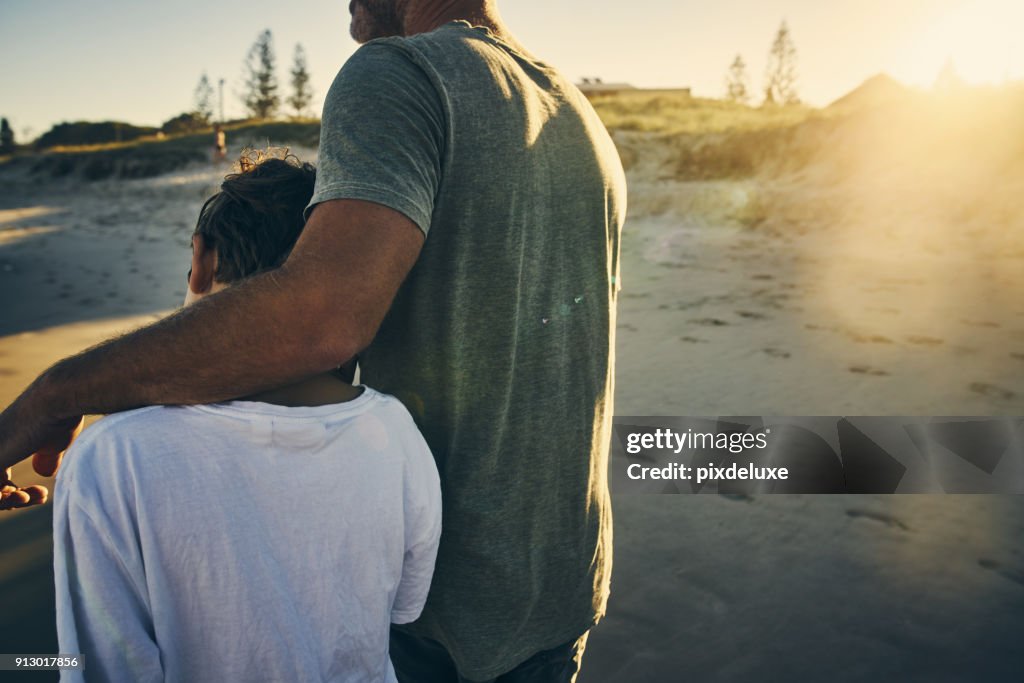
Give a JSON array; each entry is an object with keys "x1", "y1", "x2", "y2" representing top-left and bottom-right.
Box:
[
  {"x1": 590, "y1": 91, "x2": 818, "y2": 135},
  {"x1": 3, "y1": 120, "x2": 322, "y2": 181},
  {"x1": 8, "y1": 84, "x2": 1023, "y2": 188}
]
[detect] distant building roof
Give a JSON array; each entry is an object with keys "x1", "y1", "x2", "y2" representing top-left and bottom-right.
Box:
[{"x1": 576, "y1": 79, "x2": 636, "y2": 93}]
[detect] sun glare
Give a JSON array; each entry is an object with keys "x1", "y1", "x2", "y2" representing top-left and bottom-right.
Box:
[{"x1": 896, "y1": 0, "x2": 1024, "y2": 88}]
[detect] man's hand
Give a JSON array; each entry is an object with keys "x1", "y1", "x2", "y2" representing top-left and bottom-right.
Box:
[
  {"x1": 0, "y1": 389, "x2": 84, "y2": 510},
  {"x1": 1, "y1": 467, "x2": 48, "y2": 510}
]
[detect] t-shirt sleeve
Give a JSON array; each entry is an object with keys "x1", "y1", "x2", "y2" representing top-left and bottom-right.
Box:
[
  {"x1": 306, "y1": 41, "x2": 446, "y2": 236},
  {"x1": 390, "y1": 423, "x2": 442, "y2": 624},
  {"x1": 53, "y1": 438, "x2": 163, "y2": 683}
]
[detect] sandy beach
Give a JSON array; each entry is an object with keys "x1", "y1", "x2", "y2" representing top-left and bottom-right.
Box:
[{"x1": 1, "y1": 129, "x2": 1022, "y2": 680}]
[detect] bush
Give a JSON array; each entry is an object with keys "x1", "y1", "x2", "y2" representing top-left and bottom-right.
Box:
[
  {"x1": 24, "y1": 120, "x2": 321, "y2": 181},
  {"x1": 161, "y1": 112, "x2": 209, "y2": 136},
  {"x1": 35, "y1": 121, "x2": 158, "y2": 149}
]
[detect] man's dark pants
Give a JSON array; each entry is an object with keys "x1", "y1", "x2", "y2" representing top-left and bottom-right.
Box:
[{"x1": 390, "y1": 627, "x2": 589, "y2": 683}]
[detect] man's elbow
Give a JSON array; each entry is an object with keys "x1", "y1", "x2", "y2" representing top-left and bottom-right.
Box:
[
  {"x1": 297, "y1": 286, "x2": 378, "y2": 370},
  {"x1": 302, "y1": 306, "x2": 371, "y2": 370}
]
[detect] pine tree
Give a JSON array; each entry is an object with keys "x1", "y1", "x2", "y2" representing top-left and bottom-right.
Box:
[
  {"x1": 725, "y1": 54, "x2": 750, "y2": 104},
  {"x1": 287, "y1": 44, "x2": 315, "y2": 118},
  {"x1": 242, "y1": 29, "x2": 280, "y2": 119},
  {"x1": 194, "y1": 73, "x2": 215, "y2": 123},
  {"x1": 764, "y1": 20, "x2": 799, "y2": 105},
  {"x1": 0, "y1": 118, "x2": 14, "y2": 153}
]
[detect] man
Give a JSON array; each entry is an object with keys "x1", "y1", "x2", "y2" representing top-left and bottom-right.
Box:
[{"x1": 0, "y1": 1, "x2": 626, "y2": 680}]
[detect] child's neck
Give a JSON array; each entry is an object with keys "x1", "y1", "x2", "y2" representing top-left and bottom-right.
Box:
[{"x1": 241, "y1": 371, "x2": 362, "y2": 407}]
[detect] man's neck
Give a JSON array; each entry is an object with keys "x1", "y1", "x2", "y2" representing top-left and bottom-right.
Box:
[
  {"x1": 241, "y1": 372, "x2": 362, "y2": 408},
  {"x1": 403, "y1": 1, "x2": 524, "y2": 51}
]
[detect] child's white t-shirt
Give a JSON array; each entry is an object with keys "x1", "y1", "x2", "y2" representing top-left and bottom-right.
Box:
[{"x1": 52, "y1": 387, "x2": 441, "y2": 683}]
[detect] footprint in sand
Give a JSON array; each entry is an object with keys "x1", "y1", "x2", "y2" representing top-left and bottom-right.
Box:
[
  {"x1": 736, "y1": 310, "x2": 769, "y2": 320},
  {"x1": 1011, "y1": 352, "x2": 1024, "y2": 362},
  {"x1": 969, "y1": 382, "x2": 1016, "y2": 400},
  {"x1": 751, "y1": 273, "x2": 773, "y2": 280},
  {"x1": 961, "y1": 319, "x2": 1001, "y2": 328},
  {"x1": 846, "y1": 509, "x2": 910, "y2": 531},
  {"x1": 762, "y1": 347, "x2": 790, "y2": 359},
  {"x1": 849, "y1": 365, "x2": 889, "y2": 376},
  {"x1": 978, "y1": 558, "x2": 1024, "y2": 587},
  {"x1": 618, "y1": 323, "x2": 638, "y2": 332},
  {"x1": 849, "y1": 332, "x2": 894, "y2": 344},
  {"x1": 719, "y1": 493, "x2": 754, "y2": 502},
  {"x1": 679, "y1": 336, "x2": 708, "y2": 344},
  {"x1": 0, "y1": 368, "x2": 15, "y2": 377},
  {"x1": 906, "y1": 335, "x2": 944, "y2": 346},
  {"x1": 689, "y1": 317, "x2": 730, "y2": 327}
]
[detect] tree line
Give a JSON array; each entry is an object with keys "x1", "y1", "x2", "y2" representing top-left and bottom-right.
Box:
[
  {"x1": 175, "y1": 29, "x2": 314, "y2": 133},
  {"x1": 725, "y1": 20, "x2": 799, "y2": 106},
  {"x1": 238, "y1": 29, "x2": 315, "y2": 120}
]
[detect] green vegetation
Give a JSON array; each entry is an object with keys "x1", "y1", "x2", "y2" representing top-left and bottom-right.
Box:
[
  {"x1": 160, "y1": 112, "x2": 209, "y2": 136},
  {"x1": 9, "y1": 79, "x2": 1022, "y2": 193},
  {"x1": 6, "y1": 120, "x2": 320, "y2": 181},
  {"x1": 0, "y1": 118, "x2": 13, "y2": 153},
  {"x1": 590, "y1": 91, "x2": 815, "y2": 135},
  {"x1": 592, "y1": 91, "x2": 830, "y2": 180},
  {"x1": 242, "y1": 29, "x2": 281, "y2": 119},
  {"x1": 288, "y1": 44, "x2": 315, "y2": 118},
  {"x1": 600, "y1": 82, "x2": 1024, "y2": 184},
  {"x1": 35, "y1": 121, "x2": 159, "y2": 149}
]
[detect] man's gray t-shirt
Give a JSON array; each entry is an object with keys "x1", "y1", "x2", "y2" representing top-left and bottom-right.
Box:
[{"x1": 308, "y1": 21, "x2": 626, "y2": 680}]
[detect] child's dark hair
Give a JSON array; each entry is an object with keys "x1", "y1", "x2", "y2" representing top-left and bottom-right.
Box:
[{"x1": 194, "y1": 150, "x2": 316, "y2": 283}]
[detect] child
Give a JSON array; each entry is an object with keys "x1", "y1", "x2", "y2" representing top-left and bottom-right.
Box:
[{"x1": 53, "y1": 152, "x2": 442, "y2": 682}]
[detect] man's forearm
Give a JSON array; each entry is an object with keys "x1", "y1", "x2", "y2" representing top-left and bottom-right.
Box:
[
  {"x1": 1, "y1": 198, "x2": 423, "y2": 474},
  {"x1": 36, "y1": 265, "x2": 353, "y2": 421}
]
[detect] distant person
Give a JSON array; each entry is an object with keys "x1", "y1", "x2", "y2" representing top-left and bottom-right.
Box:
[
  {"x1": 52, "y1": 153, "x2": 442, "y2": 682},
  {"x1": 212, "y1": 124, "x2": 227, "y2": 161},
  {"x1": 1, "y1": 1, "x2": 624, "y2": 681}
]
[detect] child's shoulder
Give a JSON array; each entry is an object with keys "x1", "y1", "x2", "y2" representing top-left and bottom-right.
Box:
[
  {"x1": 73, "y1": 405, "x2": 202, "y2": 449},
  {"x1": 61, "y1": 406, "x2": 206, "y2": 474}
]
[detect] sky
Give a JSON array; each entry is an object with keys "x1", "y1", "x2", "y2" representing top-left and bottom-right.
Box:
[{"x1": 2, "y1": 0, "x2": 1022, "y2": 139}]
